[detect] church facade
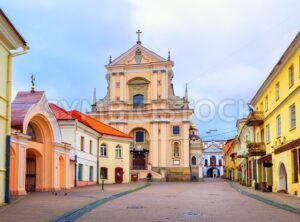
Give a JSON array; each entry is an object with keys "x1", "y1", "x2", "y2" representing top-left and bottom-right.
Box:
[
  {"x1": 202, "y1": 140, "x2": 225, "y2": 177},
  {"x1": 89, "y1": 36, "x2": 195, "y2": 181}
]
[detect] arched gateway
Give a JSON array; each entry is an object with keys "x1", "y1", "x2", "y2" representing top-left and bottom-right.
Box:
[{"x1": 10, "y1": 91, "x2": 70, "y2": 195}]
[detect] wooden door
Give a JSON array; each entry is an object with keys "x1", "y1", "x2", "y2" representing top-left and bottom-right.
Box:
[{"x1": 26, "y1": 158, "x2": 36, "y2": 192}]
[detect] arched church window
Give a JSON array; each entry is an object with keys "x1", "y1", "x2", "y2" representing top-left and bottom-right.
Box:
[
  {"x1": 173, "y1": 142, "x2": 180, "y2": 158},
  {"x1": 191, "y1": 156, "x2": 196, "y2": 165},
  {"x1": 133, "y1": 94, "x2": 144, "y2": 106},
  {"x1": 135, "y1": 131, "x2": 144, "y2": 142},
  {"x1": 27, "y1": 124, "x2": 37, "y2": 141}
]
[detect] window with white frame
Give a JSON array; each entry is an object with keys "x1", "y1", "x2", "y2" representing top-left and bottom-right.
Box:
[
  {"x1": 275, "y1": 82, "x2": 280, "y2": 100},
  {"x1": 265, "y1": 95, "x2": 268, "y2": 112},
  {"x1": 100, "y1": 143, "x2": 107, "y2": 157},
  {"x1": 115, "y1": 145, "x2": 122, "y2": 158},
  {"x1": 276, "y1": 115, "x2": 281, "y2": 138},
  {"x1": 290, "y1": 104, "x2": 296, "y2": 129},
  {"x1": 289, "y1": 65, "x2": 294, "y2": 88},
  {"x1": 266, "y1": 124, "x2": 270, "y2": 144}
]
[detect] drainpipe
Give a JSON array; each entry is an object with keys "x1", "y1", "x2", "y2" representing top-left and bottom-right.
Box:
[
  {"x1": 96, "y1": 134, "x2": 103, "y2": 184},
  {"x1": 5, "y1": 47, "x2": 28, "y2": 203},
  {"x1": 74, "y1": 154, "x2": 77, "y2": 187}
]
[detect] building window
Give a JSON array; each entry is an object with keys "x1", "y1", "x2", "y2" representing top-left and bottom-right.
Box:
[
  {"x1": 276, "y1": 115, "x2": 281, "y2": 138},
  {"x1": 210, "y1": 156, "x2": 216, "y2": 166},
  {"x1": 275, "y1": 82, "x2": 280, "y2": 101},
  {"x1": 80, "y1": 136, "x2": 85, "y2": 151},
  {"x1": 265, "y1": 95, "x2": 268, "y2": 112},
  {"x1": 78, "y1": 164, "x2": 83, "y2": 181},
  {"x1": 292, "y1": 149, "x2": 298, "y2": 183},
  {"x1": 89, "y1": 166, "x2": 93, "y2": 181},
  {"x1": 260, "y1": 129, "x2": 265, "y2": 143},
  {"x1": 100, "y1": 167, "x2": 108, "y2": 179},
  {"x1": 260, "y1": 102, "x2": 263, "y2": 112},
  {"x1": 89, "y1": 140, "x2": 93, "y2": 154},
  {"x1": 172, "y1": 126, "x2": 180, "y2": 135},
  {"x1": 205, "y1": 159, "x2": 208, "y2": 166},
  {"x1": 191, "y1": 156, "x2": 196, "y2": 165},
  {"x1": 115, "y1": 145, "x2": 122, "y2": 158},
  {"x1": 135, "y1": 131, "x2": 144, "y2": 142},
  {"x1": 116, "y1": 82, "x2": 120, "y2": 88},
  {"x1": 173, "y1": 142, "x2": 180, "y2": 158},
  {"x1": 219, "y1": 159, "x2": 222, "y2": 166},
  {"x1": 290, "y1": 104, "x2": 296, "y2": 129},
  {"x1": 289, "y1": 65, "x2": 294, "y2": 88},
  {"x1": 266, "y1": 124, "x2": 270, "y2": 144},
  {"x1": 133, "y1": 94, "x2": 144, "y2": 106},
  {"x1": 100, "y1": 143, "x2": 107, "y2": 157}
]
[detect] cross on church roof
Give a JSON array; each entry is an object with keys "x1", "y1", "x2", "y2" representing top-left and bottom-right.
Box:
[
  {"x1": 30, "y1": 74, "x2": 35, "y2": 93},
  {"x1": 136, "y1": 29, "x2": 142, "y2": 44}
]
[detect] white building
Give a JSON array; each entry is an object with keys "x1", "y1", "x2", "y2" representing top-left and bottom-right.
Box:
[
  {"x1": 50, "y1": 104, "x2": 99, "y2": 187},
  {"x1": 202, "y1": 140, "x2": 225, "y2": 177}
]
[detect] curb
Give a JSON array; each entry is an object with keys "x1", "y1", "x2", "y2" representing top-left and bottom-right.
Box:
[
  {"x1": 50, "y1": 183, "x2": 150, "y2": 222},
  {"x1": 229, "y1": 182, "x2": 300, "y2": 216}
]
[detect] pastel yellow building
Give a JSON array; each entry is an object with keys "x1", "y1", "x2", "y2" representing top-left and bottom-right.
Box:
[
  {"x1": 99, "y1": 136, "x2": 131, "y2": 184},
  {"x1": 0, "y1": 9, "x2": 28, "y2": 205},
  {"x1": 223, "y1": 139, "x2": 238, "y2": 181},
  {"x1": 246, "y1": 32, "x2": 300, "y2": 195}
]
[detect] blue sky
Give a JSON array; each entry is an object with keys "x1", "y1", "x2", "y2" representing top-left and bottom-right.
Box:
[{"x1": 2, "y1": 0, "x2": 300, "y2": 140}]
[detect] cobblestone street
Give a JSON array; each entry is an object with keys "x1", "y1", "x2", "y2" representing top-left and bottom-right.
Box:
[
  {"x1": 0, "y1": 179, "x2": 300, "y2": 222},
  {"x1": 80, "y1": 179, "x2": 300, "y2": 222}
]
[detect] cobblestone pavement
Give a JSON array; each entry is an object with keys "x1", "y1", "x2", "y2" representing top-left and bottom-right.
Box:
[
  {"x1": 79, "y1": 178, "x2": 300, "y2": 222},
  {"x1": 0, "y1": 183, "x2": 144, "y2": 222},
  {"x1": 233, "y1": 181, "x2": 300, "y2": 209}
]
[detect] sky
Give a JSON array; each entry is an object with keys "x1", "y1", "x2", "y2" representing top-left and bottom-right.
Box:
[{"x1": 2, "y1": 0, "x2": 300, "y2": 140}]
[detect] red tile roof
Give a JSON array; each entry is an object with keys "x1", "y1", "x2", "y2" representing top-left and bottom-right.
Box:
[
  {"x1": 49, "y1": 103, "x2": 73, "y2": 120},
  {"x1": 49, "y1": 103, "x2": 132, "y2": 139},
  {"x1": 223, "y1": 139, "x2": 234, "y2": 154},
  {"x1": 69, "y1": 110, "x2": 132, "y2": 139}
]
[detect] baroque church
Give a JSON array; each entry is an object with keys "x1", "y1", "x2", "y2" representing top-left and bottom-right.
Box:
[{"x1": 89, "y1": 32, "x2": 204, "y2": 181}]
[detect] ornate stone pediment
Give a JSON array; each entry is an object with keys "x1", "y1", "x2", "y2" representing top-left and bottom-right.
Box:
[
  {"x1": 127, "y1": 77, "x2": 150, "y2": 85},
  {"x1": 108, "y1": 44, "x2": 168, "y2": 66}
]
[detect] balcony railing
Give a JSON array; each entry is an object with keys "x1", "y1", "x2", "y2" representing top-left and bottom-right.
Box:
[
  {"x1": 247, "y1": 142, "x2": 266, "y2": 156},
  {"x1": 246, "y1": 111, "x2": 264, "y2": 126},
  {"x1": 130, "y1": 141, "x2": 150, "y2": 151}
]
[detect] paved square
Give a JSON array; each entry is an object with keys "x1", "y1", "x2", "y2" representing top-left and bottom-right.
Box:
[
  {"x1": 79, "y1": 179, "x2": 300, "y2": 222},
  {"x1": 1, "y1": 179, "x2": 300, "y2": 222}
]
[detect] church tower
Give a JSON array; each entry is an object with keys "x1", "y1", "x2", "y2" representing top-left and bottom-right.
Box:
[{"x1": 89, "y1": 31, "x2": 193, "y2": 181}]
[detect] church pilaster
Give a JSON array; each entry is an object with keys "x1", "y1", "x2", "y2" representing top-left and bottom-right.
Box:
[
  {"x1": 151, "y1": 123, "x2": 158, "y2": 167},
  {"x1": 160, "y1": 122, "x2": 167, "y2": 167}
]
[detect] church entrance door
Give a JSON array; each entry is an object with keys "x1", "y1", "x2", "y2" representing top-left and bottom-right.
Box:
[{"x1": 133, "y1": 153, "x2": 146, "y2": 170}]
